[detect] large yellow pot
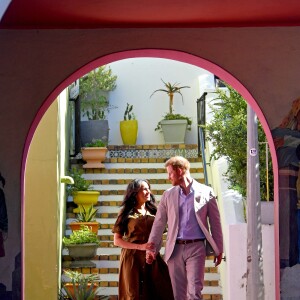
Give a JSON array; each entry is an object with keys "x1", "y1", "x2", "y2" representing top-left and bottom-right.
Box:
[
  {"x1": 120, "y1": 120, "x2": 138, "y2": 145},
  {"x1": 73, "y1": 191, "x2": 100, "y2": 213}
]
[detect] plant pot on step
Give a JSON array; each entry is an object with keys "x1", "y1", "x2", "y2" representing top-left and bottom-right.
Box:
[
  {"x1": 120, "y1": 120, "x2": 138, "y2": 145},
  {"x1": 81, "y1": 147, "x2": 108, "y2": 168},
  {"x1": 61, "y1": 270, "x2": 99, "y2": 300},
  {"x1": 160, "y1": 119, "x2": 188, "y2": 144},
  {"x1": 80, "y1": 119, "x2": 109, "y2": 146},
  {"x1": 73, "y1": 191, "x2": 100, "y2": 213},
  {"x1": 69, "y1": 222, "x2": 99, "y2": 234},
  {"x1": 63, "y1": 226, "x2": 99, "y2": 268},
  {"x1": 63, "y1": 282, "x2": 99, "y2": 300},
  {"x1": 66, "y1": 243, "x2": 98, "y2": 268},
  {"x1": 66, "y1": 243, "x2": 98, "y2": 259},
  {"x1": 70, "y1": 205, "x2": 100, "y2": 233}
]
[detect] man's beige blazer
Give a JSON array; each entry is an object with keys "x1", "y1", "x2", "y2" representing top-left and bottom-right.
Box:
[{"x1": 148, "y1": 181, "x2": 223, "y2": 262}]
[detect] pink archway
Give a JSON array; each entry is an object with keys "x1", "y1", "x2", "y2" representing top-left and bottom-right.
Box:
[{"x1": 22, "y1": 48, "x2": 279, "y2": 298}]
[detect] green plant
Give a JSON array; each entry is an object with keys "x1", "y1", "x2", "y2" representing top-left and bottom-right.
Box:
[
  {"x1": 79, "y1": 65, "x2": 117, "y2": 120},
  {"x1": 63, "y1": 225, "x2": 99, "y2": 245},
  {"x1": 76, "y1": 205, "x2": 98, "y2": 222},
  {"x1": 150, "y1": 79, "x2": 191, "y2": 131},
  {"x1": 150, "y1": 79, "x2": 190, "y2": 114},
  {"x1": 155, "y1": 112, "x2": 192, "y2": 131},
  {"x1": 204, "y1": 83, "x2": 273, "y2": 201},
  {"x1": 123, "y1": 103, "x2": 136, "y2": 120},
  {"x1": 84, "y1": 138, "x2": 107, "y2": 147},
  {"x1": 59, "y1": 270, "x2": 99, "y2": 300},
  {"x1": 67, "y1": 168, "x2": 92, "y2": 196}
]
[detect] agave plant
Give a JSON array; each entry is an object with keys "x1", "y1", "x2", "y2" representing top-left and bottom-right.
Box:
[
  {"x1": 76, "y1": 205, "x2": 98, "y2": 222},
  {"x1": 59, "y1": 270, "x2": 99, "y2": 300},
  {"x1": 150, "y1": 79, "x2": 190, "y2": 114}
]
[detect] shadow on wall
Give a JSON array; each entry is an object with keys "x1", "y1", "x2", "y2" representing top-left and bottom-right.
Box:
[
  {"x1": 272, "y1": 97, "x2": 300, "y2": 268},
  {"x1": 0, "y1": 173, "x2": 21, "y2": 300}
]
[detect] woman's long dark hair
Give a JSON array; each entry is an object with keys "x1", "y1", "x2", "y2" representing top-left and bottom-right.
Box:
[{"x1": 114, "y1": 179, "x2": 157, "y2": 234}]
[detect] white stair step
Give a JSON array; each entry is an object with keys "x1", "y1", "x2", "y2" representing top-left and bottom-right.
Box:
[
  {"x1": 97, "y1": 218, "x2": 117, "y2": 224},
  {"x1": 99, "y1": 272, "x2": 219, "y2": 282},
  {"x1": 95, "y1": 286, "x2": 221, "y2": 296},
  {"x1": 84, "y1": 172, "x2": 204, "y2": 180},
  {"x1": 91, "y1": 162, "x2": 203, "y2": 169},
  {"x1": 97, "y1": 206, "x2": 119, "y2": 213},
  {"x1": 97, "y1": 287, "x2": 118, "y2": 296},
  {"x1": 93, "y1": 183, "x2": 171, "y2": 191}
]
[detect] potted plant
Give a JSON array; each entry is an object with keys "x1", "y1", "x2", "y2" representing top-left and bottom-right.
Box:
[
  {"x1": 69, "y1": 205, "x2": 100, "y2": 234},
  {"x1": 59, "y1": 270, "x2": 99, "y2": 300},
  {"x1": 67, "y1": 167, "x2": 100, "y2": 213},
  {"x1": 150, "y1": 79, "x2": 192, "y2": 144},
  {"x1": 79, "y1": 65, "x2": 117, "y2": 146},
  {"x1": 63, "y1": 225, "x2": 99, "y2": 268},
  {"x1": 81, "y1": 138, "x2": 108, "y2": 169},
  {"x1": 120, "y1": 103, "x2": 138, "y2": 145}
]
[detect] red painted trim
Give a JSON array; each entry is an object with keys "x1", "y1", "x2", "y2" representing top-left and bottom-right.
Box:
[{"x1": 21, "y1": 48, "x2": 279, "y2": 299}]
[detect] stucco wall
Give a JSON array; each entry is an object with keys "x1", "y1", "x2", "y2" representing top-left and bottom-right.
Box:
[
  {"x1": 24, "y1": 100, "x2": 59, "y2": 299},
  {"x1": 1, "y1": 26, "x2": 299, "y2": 297},
  {"x1": 106, "y1": 58, "x2": 211, "y2": 145}
]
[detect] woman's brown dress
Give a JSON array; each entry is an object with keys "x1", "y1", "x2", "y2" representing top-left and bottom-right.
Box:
[{"x1": 113, "y1": 212, "x2": 174, "y2": 300}]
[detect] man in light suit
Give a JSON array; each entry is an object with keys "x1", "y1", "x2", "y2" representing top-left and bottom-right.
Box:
[{"x1": 146, "y1": 156, "x2": 223, "y2": 300}]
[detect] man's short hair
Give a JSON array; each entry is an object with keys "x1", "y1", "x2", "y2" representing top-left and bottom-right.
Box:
[{"x1": 165, "y1": 156, "x2": 190, "y2": 173}]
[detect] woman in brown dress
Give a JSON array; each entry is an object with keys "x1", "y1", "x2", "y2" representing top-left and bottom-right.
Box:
[{"x1": 113, "y1": 179, "x2": 174, "y2": 300}]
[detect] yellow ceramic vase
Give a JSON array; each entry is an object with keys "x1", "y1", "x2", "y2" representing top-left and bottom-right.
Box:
[{"x1": 120, "y1": 120, "x2": 138, "y2": 145}]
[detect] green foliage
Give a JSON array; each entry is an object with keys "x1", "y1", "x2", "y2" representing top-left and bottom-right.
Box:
[
  {"x1": 151, "y1": 79, "x2": 192, "y2": 132},
  {"x1": 79, "y1": 65, "x2": 117, "y2": 120},
  {"x1": 204, "y1": 84, "x2": 273, "y2": 201},
  {"x1": 84, "y1": 138, "x2": 107, "y2": 147},
  {"x1": 150, "y1": 79, "x2": 190, "y2": 114},
  {"x1": 155, "y1": 113, "x2": 192, "y2": 131},
  {"x1": 59, "y1": 270, "x2": 99, "y2": 300},
  {"x1": 76, "y1": 205, "x2": 98, "y2": 222},
  {"x1": 123, "y1": 103, "x2": 136, "y2": 120},
  {"x1": 63, "y1": 225, "x2": 99, "y2": 245},
  {"x1": 67, "y1": 168, "x2": 92, "y2": 196}
]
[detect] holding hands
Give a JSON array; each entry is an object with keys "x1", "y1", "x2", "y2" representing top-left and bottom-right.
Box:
[{"x1": 145, "y1": 242, "x2": 156, "y2": 264}]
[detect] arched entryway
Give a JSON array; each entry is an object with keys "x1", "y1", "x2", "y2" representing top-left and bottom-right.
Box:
[{"x1": 23, "y1": 49, "x2": 279, "y2": 299}]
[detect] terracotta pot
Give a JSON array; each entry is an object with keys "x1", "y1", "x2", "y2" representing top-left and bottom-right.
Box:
[
  {"x1": 64, "y1": 282, "x2": 98, "y2": 299},
  {"x1": 81, "y1": 147, "x2": 108, "y2": 168},
  {"x1": 69, "y1": 222, "x2": 99, "y2": 233}
]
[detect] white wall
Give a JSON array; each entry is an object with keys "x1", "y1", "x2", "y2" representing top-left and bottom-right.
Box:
[
  {"x1": 205, "y1": 91, "x2": 276, "y2": 299},
  {"x1": 209, "y1": 153, "x2": 275, "y2": 299},
  {"x1": 106, "y1": 58, "x2": 213, "y2": 145},
  {"x1": 225, "y1": 224, "x2": 275, "y2": 300}
]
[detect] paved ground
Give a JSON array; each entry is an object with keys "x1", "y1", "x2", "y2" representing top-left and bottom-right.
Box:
[{"x1": 280, "y1": 264, "x2": 300, "y2": 299}]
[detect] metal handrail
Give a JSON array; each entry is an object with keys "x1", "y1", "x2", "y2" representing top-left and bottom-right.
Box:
[{"x1": 196, "y1": 92, "x2": 208, "y2": 185}]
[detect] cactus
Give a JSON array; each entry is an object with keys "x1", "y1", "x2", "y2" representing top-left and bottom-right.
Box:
[{"x1": 124, "y1": 103, "x2": 135, "y2": 120}]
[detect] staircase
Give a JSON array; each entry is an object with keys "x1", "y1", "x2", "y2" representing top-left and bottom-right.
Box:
[{"x1": 63, "y1": 144, "x2": 223, "y2": 300}]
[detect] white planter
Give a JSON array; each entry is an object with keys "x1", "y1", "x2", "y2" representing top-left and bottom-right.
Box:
[{"x1": 160, "y1": 119, "x2": 188, "y2": 144}]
